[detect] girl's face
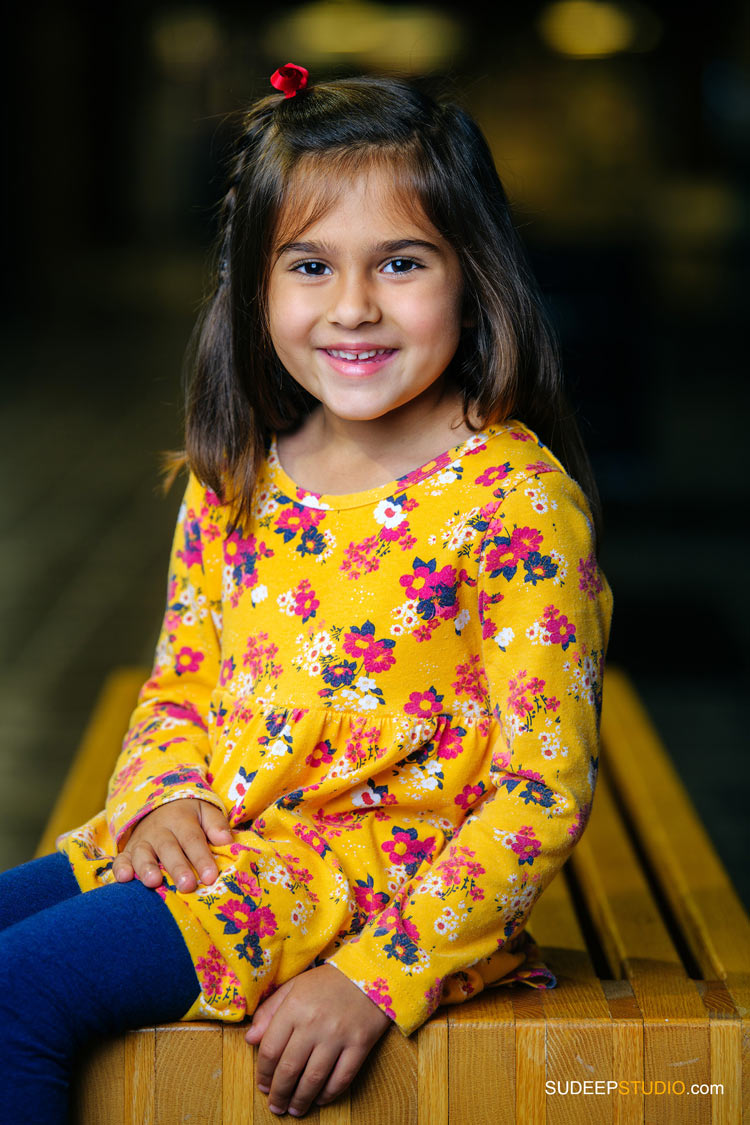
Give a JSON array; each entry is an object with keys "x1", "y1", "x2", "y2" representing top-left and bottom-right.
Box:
[{"x1": 267, "y1": 166, "x2": 464, "y2": 436}]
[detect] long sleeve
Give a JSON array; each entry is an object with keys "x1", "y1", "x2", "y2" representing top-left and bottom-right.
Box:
[
  {"x1": 105, "y1": 472, "x2": 228, "y2": 850},
  {"x1": 325, "y1": 463, "x2": 613, "y2": 1035}
]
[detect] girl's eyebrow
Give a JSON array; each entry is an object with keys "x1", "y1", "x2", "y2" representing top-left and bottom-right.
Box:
[{"x1": 276, "y1": 238, "x2": 442, "y2": 257}]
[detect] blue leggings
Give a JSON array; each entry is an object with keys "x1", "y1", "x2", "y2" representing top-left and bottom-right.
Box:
[{"x1": 0, "y1": 852, "x2": 202, "y2": 1124}]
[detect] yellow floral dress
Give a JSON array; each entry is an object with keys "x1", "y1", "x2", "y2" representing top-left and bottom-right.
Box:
[{"x1": 57, "y1": 420, "x2": 613, "y2": 1036}]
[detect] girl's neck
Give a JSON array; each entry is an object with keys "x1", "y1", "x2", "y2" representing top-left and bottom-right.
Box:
[{"x1": 277, "y1": 392, "x2": 482, "y2": 496}]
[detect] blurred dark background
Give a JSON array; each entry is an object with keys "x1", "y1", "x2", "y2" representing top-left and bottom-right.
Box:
[{"x1": 2, "y1": 2, "x2": 748, "y2": 906}]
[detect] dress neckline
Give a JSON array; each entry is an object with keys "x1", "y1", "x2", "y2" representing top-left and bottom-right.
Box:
[{"x1": 268, "y1": 422, "x2": 516, "y2": 510}]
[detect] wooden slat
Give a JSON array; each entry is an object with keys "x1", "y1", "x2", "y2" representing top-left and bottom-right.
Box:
[
  {"x1": 527, "y1": 875, "x2": 614, "y2": 1125},
  {"x1": 600, "y1": 666, "x2": 750, "y2": 1016},
  {"x1": 72, "y1": 1036, "x2": 125, "y2": 1125},
  {"x1": 448, "y1": 989, "x2": 516, "y2": 1125},
  {"x1": 222, "y1": 1025, "x2": 254, "y2": 1125},
  {"x1": 417, "y1": 1011, "x2": 449, "y2": 1125},
  {"x1": 572, "y1": 767, "x2": 706, "y2": 1018},
  {"x1": 125, "y1": 1029, "x2": 155, "y2": 1125},
  {"x1": 155, "y1": 1024, "x2": 222, "y2": 1123},
  {"x1": 350, "y1": 1024, "x2": 417, "y2": 1124},
  {"x1": 35, "y1": 665, "x2": 147, "y2": 857}
]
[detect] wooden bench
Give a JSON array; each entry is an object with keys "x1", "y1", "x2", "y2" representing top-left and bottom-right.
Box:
[{"x1": 35, "y1": 666, "x2": 750, "y2": 1124}]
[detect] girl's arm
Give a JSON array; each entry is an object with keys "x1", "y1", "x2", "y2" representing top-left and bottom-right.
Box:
[
  {"x1": 323, "y1": 463, "x2": 613, "y2": 1036},
  {"x1": 105, "y1": 472, "x2": 228, "y2": 852}
]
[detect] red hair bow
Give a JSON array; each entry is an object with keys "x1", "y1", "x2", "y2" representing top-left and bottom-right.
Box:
[{"x1": 270, "y1": 63, "x2": 309, "y2": 98}]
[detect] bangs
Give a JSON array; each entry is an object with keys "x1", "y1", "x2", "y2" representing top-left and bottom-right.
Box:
[{"x1": 269, "y1": 141, "x2": 435, "y2": 256}]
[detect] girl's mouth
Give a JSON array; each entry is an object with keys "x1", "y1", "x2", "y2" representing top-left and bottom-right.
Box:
[{"x1": 321, "y1": 347, "x2": 397, "y2": 377}]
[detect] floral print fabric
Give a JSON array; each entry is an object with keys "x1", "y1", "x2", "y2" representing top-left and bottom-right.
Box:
[{"x1": 57, "y1": 420, "x2": 612, "y2": 1036}]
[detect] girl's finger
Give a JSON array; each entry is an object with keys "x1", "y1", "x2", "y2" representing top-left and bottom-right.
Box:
[
  {"x1": 132, "y1": 836, "x2": 192, "y2": 891},
  {"x1": 199, "y1": 802, "x2": 234, "y2": 844},
  {"x1": 127, "y1": 841, "x2": 167, "y2": 888},
  {"x1": 245, "y1": 980, "x2": 294, "y2": 1045},
  {"x1": 315, "y1": 1045, "x2": 366, "y2": 1107},
  {"x1": 286, "y1": 1043, "x2": 341, "y2": 1117},
  {"x1": 264, "y1": 1031, "x2": 318, "y2": 1116},
  {"x1": 254, "y1": 1018, "x2": 299, "y2": 1104},
  {"x1": 173, "y1": 821, "x2": 221, "y2": 886},
  {"x1": 112, "y1": 854, "x2": 134, "y2": 882}
]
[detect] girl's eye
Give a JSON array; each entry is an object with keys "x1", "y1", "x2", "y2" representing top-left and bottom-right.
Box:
[
  {"x1": 293, "y1": 261, "x2": 330, "y2": 277},
  {"x1": 383, "y1": 258, "x2": 421, "y2": 274}
]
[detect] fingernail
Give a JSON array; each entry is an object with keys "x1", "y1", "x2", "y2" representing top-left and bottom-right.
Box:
[
  {"x1": 257, "y1": 1083, "x2": 270, "y2": 1093},
  {"x1": 288, "y1": 1110, "x2": 302, "y2": 1117},
  {"x1": 268, "y1": 1104, "x2": 284, "y2": 1114}
]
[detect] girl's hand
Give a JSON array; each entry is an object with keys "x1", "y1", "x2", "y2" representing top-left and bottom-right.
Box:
[
  {"x1": 245, "y1": 964, "x2": 392, "y2": 1117},
  {"x1": 111, "y1": 798, "x2": 233, "y2": 893}
]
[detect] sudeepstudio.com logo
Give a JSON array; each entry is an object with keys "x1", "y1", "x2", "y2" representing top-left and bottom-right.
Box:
[{"x1": 546, "y1": 1081, "x2": 723, "y2": 1096}]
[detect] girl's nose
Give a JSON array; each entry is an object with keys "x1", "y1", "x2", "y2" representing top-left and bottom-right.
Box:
[{"x1": 325, "y1": 271, "x2": 381, "y2": 328}]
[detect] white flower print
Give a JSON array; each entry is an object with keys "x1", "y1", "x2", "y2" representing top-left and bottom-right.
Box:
[{"x1": 373, "y1": 498, "x2": 406, "y2": 528}]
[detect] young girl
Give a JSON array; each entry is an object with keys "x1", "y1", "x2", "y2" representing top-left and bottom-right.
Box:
[{"x1": 0, "y1": 65, "x2": 612, "y2": 1121}]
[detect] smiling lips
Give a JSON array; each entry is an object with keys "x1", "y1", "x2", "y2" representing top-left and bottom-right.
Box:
[{"x1": 321, "y1": 346, "x2": 398, "y2": 377}]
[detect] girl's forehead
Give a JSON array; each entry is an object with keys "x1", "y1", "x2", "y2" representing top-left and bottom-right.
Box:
[{"x1": 272, "y1": 157, "x2": 435, "y2": 246}]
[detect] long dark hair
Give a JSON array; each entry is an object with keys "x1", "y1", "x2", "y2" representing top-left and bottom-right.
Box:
[{"x1": 178, "y1": 74, "x2": 602, "y2": 539}]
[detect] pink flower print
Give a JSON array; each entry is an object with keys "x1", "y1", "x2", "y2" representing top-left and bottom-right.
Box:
[
  {"x1": 219, "y1": 656, "x2": 236, "y2": 687},
  {"x1": 525, "y1": 461, "x2": 556, "y2": 475},
  {"x1": 435, "y1": 721, "x2": 464, "y2": 760},
  {"x1": 511, "y1": 526, "x2": 544, "y2": 560},
  {"x1": 306, "y1": 739, "x2": 335, "y2": 770},
  {"x1": 223, "y1": 529, "x2": 254, "y2": 566},
  {"x1": 510, "y1": 429, "x2": 533, "y2": 441},
  {"x1": 109, "y1": 754, "x2": 143, "y2": 799},
  {"x1": 243, "y1": 633, "x2": 279, "y2": 678},
  {"x1": 382, "y1": 827, "x2": 436, "y2": 868},
  {"x1": 511, "y1": 825, "x2": 542, "y2": 866},
  {"x1": 236, "y1": 870, "x2": 262, "y2": 899},
  {"x1": 295, "y1": 823, "x2": 330, "y2": 859},
  {"x1": 292, "y1": 579, "x2": 319, "y2": 623},
  {"x1": 542, "y1": 605, "x2": 577, "y2": 650},
  {"x1": 164, "y1": 610, "x2": 182, "y2": 631},
  {"x1": 404, "y1": 687, "x2": 444, "y2": 718},
  {"x1": 365, "y1": 977, "x2": 396, "y2": 1019},
  {"x1": 353, "y1": 877, "x2": 389, "y2": 916},
  {"x1": 475, "y1": 462, "x2": 511, "y2": 488},
  {"x1": 568, "y1": 802, "x2": 591, "y2": 843},
  {"x1": 342, "y1": 622, "x2": 396, "y2": 673},
  {"x1": 244, "y1": 905, "x2": 277, "y2": 938},
  {"x1": 413, "y1": 617, "x2": 440, "y2": 643},
  {"x1": 478, "y1": 588, "x2": 504, "y2": 634},
  {"x1": 174, "y1": 646, "x2": 204, "y2": 675},
  {"x1": 400, "y1": 560, "x2": 438, "y2": 601},
  {"x1": 453, "y1": 654, "x2": 488, "y2": 704},
  {"x1": 380, "y1": 522, "x2": 409, "y2": 543},
  {"x1": 218, "y1": 899, "x2": 278, "y2": 938},
  {"x1": 156, "y1": 699, "x2": 208, "y2": 729},
  {"x1": 340, "y1": 536, "x2": 380, "y2": 580},
  {"x1": 455, "y1": 782, "x2": 486, "y2": 810},
  {"x1": 399, "y1": 451, "x2": 453, "y2": 489},
  {"x1": 276, "y1": 506, "x2": 318, "y2": 537},
  {"x1": 178, "y1": 517, "x2": 203, "y2": 568},
  {"x1": 194, "y1": 945, "x2": 227, "y2": 1001},
  {"x1": 578, "y1": 552, "x2": 604, "y2": 600},
  {"x1": 374, "y1": 904, "x2": 421, "y2": 943}
]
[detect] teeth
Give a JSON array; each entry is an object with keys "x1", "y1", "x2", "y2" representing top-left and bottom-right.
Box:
[{"x1": 328, "y1": 348, "x2": 390, "y2": 360}]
